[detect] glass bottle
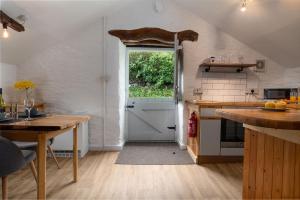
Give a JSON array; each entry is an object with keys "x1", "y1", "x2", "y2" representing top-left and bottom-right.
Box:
[
  {"x1": 290, "y1": 89, "x2": 297, "y2": 104},
  {"x1": 0, "y1": 88, "x2": 6, "y2": 113},
  {"x1": 298, "y1": 88, "x2": 300, "y2": 104}
]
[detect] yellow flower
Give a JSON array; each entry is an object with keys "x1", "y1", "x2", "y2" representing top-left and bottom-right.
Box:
[{"x1": 14, "y1": 80, "x2": 36, "y2": 90}]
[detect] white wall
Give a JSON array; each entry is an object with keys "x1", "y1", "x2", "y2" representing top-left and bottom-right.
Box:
[
  {"x1": 0, "y1": 62, "x2": 17, "y2": 102},
  {"x1": 16, "y1": 19, "x2": 105, "y2": 148},
  {"x1": 14, "y1": 0, "x2": 300, "y2": 149}
]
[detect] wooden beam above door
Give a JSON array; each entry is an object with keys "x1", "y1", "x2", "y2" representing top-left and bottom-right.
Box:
[{"x1": 108, "y1": 27, "x2": 198, "y2": 47}]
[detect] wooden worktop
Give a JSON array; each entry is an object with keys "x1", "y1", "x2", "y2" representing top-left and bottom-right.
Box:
[
  {"x1": 216, "y1": 109, "x2": 300, "y2": 130},
  {"x1": 0, "y1": 115, "x2": 90, "y2": 131},
  {"x1": 186, "y1": 100, "x2": 300, "y2": 109},
  {"x1": 186, "y1": 100, "x2": 264, "y2": 107}
]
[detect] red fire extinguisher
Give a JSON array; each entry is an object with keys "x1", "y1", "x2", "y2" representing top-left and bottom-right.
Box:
[{"x1": 188, "y1": 112, "x2": 197, "y2": 137}]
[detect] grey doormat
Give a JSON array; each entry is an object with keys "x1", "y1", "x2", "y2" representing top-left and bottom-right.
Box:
[{"x1": 115, "y1": 142, "x2": 194, "y2": 165}]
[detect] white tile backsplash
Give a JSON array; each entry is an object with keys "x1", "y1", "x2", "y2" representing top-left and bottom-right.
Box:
[
  {"x1": 229, "y1": 79, "x2": 242, "y2": 85},
  {"x1": 234, "y1": 96, "x2": 246, "y2": 102},
  {"x1": 202, "y1": 83, "x2": 213, "y2": 89},
  {"x1": 213, "y1": 96, "x2": 224, "y2": 101},
  {"x1": 223, "y1": 96, "x2": 235, "y2": 102},
  {"x1": 201, "y1": 72, "x2": 250, "y2": 102},
  {"x1": 213, "y1": 83, "x2": 225, "y2": 89}
]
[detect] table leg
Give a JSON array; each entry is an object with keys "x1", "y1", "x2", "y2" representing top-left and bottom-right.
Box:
[
  {"x1": 73, "y1": 125, "x2": 78, "y2": 182},
  {"x1": 2, "y1": 176, "x2": 8, "y2": 200},
  {"x1": 37, "y1": 134, "x2": 47, "y2": 200}
]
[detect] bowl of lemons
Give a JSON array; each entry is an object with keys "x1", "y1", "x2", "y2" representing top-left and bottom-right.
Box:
[{"x1": 262, "y1": 100, "x2": 288, "y2": 111}]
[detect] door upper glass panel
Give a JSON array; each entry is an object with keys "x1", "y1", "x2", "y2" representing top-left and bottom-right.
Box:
[{"x1": 128, "y1": 50, "x2": 175, "y2": 98}]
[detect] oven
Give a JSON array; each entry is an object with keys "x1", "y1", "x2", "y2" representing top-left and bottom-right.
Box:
[{"x1": 221, "y1": 118, "x2": 244, "y2": 148}]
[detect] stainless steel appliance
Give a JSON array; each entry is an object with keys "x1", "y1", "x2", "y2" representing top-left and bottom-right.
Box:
[
  {"x1": 264, "y1": 88, "x2": 297, "y2": 100},
  {"x1": 221, "y1": 118, "x2": 244, "y2": 148}
]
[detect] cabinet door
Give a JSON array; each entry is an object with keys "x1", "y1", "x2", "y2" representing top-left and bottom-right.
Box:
[{"x1": 200, "y1": 120, "x2": 221, "y2": 155}]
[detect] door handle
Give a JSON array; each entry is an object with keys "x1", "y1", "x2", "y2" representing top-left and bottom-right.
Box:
[{"x1": 126, "y1": 105, "x2": 135, "y2": 108}]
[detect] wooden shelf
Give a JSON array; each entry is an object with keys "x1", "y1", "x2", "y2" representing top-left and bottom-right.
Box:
[{"x1": 199, "y1": 62, "x2": 257, "y2": 73}]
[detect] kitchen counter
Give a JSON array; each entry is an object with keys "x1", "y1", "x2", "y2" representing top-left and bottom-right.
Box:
[
  {"x1": 187, "y1": 100, "x2": 300, "y2": 109},
  {"x1": 186, "y1": 100, "x2": 264, "y2": 107},
  {"x1": 216, "y1": 108, "x2": 300, "y2": 130},
  {"x1": 215, "y1": 108, "x2": 300, "y2": 199},
  {"x1": 185, "y1": 100, "x2": 260, "y2": 164}
]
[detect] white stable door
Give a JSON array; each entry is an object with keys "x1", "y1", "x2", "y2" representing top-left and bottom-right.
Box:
[
  {"x1": 126, "y1": 48, "x2": 176, "y2": 142},
  {"x1": 127, "y1": 98, "x2": 176, "y2": 141}
]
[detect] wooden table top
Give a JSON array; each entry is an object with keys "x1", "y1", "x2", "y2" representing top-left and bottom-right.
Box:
[
  {"x1": 216, "y1": 109, "x2": 300, "y2": 130},
  {"x1": 0, "y1": 115, "x2": 90, "y2": 131}
]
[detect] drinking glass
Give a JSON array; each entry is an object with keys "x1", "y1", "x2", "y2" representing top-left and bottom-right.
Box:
[{"x1": 24, "y1": 98, "x2": 35, "y2": 121}]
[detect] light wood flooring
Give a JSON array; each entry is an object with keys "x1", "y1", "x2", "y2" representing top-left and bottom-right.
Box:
[{"x1": 1, "y1": 152, "x2": 243, "y2": 199}]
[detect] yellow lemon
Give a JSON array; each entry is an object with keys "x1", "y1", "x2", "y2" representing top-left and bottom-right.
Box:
[
  {"x1": 265, "y1": 101, "x2": 276, "y2": 109},
  {"x1": 275, "y1": 101, "x2": 287, "y2": 109}
]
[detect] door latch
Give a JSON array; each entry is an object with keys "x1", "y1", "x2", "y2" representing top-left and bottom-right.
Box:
[
  {"x1": 167, "y1": 125, "x2": 176, "y2": 130},
  {"x1": 126, "y1": 105, "x2": 135, "y2": 108}
]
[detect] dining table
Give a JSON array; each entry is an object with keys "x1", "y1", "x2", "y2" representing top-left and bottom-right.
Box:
[{"x1": 0, "y1": 115, "x2": 90, "y2": 200}]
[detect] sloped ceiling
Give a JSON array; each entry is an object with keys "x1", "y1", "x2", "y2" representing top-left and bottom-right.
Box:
[
  {"x1": 0, "y1": 0, "x2": 138, "y2": 64},
  {"x1": 174, "y1": 0, "x2": 300, "y2": 67},
  {"x1": 1, "y1": 0, "x2": 300, "y2": 67}
]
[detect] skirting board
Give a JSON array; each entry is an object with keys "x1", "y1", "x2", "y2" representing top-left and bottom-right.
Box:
[
  {"x1": 187, "y1": 146, "x2": 198, "y2": 163},
  {"x1": 89, "y1": 142, "x2": 125, "y2": 151},
  {"x1": 49, "y1": 150, "x2": 83, "y2": 158},
  {"x1": 90, "y1": 141, "x2": 185, "y2": 151},
  {"x1": 198, "y1": 155, "x2": 243, "y2": 164},
  {"x1": 177, "y1": 140, "x2": 187, "y2": 150}
]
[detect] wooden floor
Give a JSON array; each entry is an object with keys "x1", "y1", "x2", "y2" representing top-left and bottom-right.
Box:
[{"x1": 1, "y1": 152, "x2": 243, "y2": 199}]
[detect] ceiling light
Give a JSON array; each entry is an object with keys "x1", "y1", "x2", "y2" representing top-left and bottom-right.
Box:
[
  {"x1": 240, "y1": 0, "x2": 247, "y2": 12},
  {"x1": 2, "y1": 23, "x2": 9, "y2": 38}
]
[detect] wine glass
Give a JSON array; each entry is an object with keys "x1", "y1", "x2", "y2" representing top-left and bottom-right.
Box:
[{"x1": 24, "y1": 98, "x2": 35, "y2": 121}]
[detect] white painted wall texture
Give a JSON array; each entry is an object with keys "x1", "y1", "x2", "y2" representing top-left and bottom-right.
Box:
[
  {"x1": 0, "y1": 62, "x2": 17, "y2": 102},
  {"x1": 10, "y1": 0, "x2": 300, "y2": 149},
  {"x1": 16, "y1": 20, "x2": 105, "y2": 148}
]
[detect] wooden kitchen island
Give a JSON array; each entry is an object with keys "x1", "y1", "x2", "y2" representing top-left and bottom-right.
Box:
[{"x1": 216, "y1": 109, "x2": 300, "y2": 199}]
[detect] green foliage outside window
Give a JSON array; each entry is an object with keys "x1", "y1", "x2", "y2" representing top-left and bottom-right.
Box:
[{"x1": 129, "y1": 51, "x2": 174, "y2": 98}]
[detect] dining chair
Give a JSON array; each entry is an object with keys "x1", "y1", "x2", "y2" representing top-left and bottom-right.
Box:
[
  {"x1": 0, "y1": 136, "x2": 37, "y2": 200},
  {"x1": 13, "y1": 138, "x2": 60, "y2": 169}
]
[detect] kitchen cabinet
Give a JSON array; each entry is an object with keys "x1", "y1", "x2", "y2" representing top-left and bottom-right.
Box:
[
  {"x1": 200, "y1": 119, "x2": 221, "y2": 155},
  {"x1": 186, "y1": 100, "x2": 262, "y2": 164}
]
